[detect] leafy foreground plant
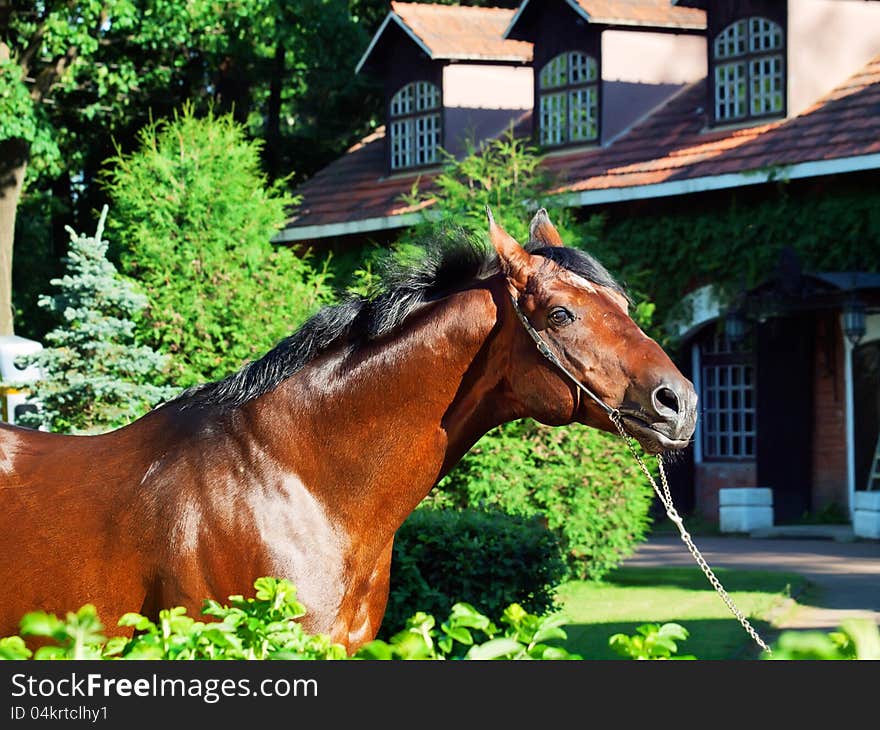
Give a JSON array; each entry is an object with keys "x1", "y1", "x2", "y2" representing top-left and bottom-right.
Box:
[
  {"x1": 763, "y1": 619, "x2": 880, "y2": 661},
  {"x1": 0, "y1": 578, "x2": 580, "y2": 661},
  {"x1": 3, "y1": 578, "x2": 874, "y2": 661},
  {"x1": 608, "y1": 623, "x2": 695, "y2": 660}
]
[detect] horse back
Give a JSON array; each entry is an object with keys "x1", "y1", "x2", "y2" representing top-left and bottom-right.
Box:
[{"x1": 0, "y1": 418, "x2": 166, "y2": 639}]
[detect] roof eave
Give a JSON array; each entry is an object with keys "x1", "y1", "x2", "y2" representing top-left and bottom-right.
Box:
[
  {"x1": 277, "y1": 153, "x2": 880, "y2": 243},
  {"x1": 589, "y1": 18, "x2": 706, "y2": 31},
  {"x1": 552, "y1": 153, "x2": 880, "y2": 208},
  {"x1": 502, "y1": 0, "x2": 532, "y2": 39},
  {"x1": 355, "y1": 12, "x2": 434, "y2": 75}
]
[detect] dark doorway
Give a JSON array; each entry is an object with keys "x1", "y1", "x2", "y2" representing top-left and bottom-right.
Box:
[
  {"x1": 853, "y1": 341, "x2": 880, "y2": 492},
  {"x1": 756, "y1": 315, "x2": 815, "y2": 523}
]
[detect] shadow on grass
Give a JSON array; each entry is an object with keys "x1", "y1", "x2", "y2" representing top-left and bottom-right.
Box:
[
  {"x1": 560, "y1": 617, "x2": 775, "y2": 660},
  {"x1": 555, "y1": 566, "x2": 813, "y2": 660},
  {"x1": 603, "y1": 565, "x2": 811, "y2": 594}
]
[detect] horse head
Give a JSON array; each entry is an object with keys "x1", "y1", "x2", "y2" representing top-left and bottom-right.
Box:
[{"x1": 490, "y1": 207, "x2": 697, "y2": 454}]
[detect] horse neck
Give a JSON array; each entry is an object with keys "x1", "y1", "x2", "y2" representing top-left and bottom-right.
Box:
[{"x1": 244, "y1": 276, "x2": 518, "y2": 535}]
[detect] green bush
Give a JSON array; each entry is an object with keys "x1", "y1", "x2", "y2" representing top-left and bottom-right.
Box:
[
  {"x1": 434, "y1": 419, "x2": 656, "y2": 581},
  {"x1": 383, "y1": 506, "x2": 567, "y2": 638},
  {"x1": 102, "y1": 104, "x2": 334, "y2": 387}
]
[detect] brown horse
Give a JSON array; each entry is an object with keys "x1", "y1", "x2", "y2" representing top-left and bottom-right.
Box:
[{"x1": 0, "y1": 210, "x2": 696, "y2": 653}]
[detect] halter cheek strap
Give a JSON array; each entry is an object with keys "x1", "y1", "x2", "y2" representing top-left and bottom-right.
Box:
[{"x1": 508, "y1": 292, "x2": 620, "y2": 419}]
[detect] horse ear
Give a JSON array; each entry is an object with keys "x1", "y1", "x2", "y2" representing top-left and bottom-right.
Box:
[
  {"x1": 486, "y1": 206, "x2": 531, "y2": 288},
  {"x1": 529, "y1": 208, "x2": 564, "y2": 247}
]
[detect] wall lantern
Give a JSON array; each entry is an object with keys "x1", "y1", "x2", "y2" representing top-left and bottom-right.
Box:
[
  {"x1": 842, "y1": 297, "x2": 866, "y2": 347},
  {"x1": 724, "y1": 306, "x2": 748, "y2": 345}
]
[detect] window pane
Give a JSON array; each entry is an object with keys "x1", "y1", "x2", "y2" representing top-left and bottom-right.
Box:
[
  {"x1": 390, "y1": 85, "x2": 414, "y2": 116},
  {"x1": 714, "y1": 19, "x2": 747, "y2": 59},
  {"x1": 414, "y1": 113, "x2": 440, "y2": 165},
  {"x1": 715, "y1": 61, "x2": 747, "y2": 120},
  {"x1": 750, "y1": 55, "x2": 784, "y2": 115},
  {"x1": 568, "y1": 52, "x2": 597, "y2": 84},
  {"x1": 390, "y1": 119, "x2": 413, "y2": 170},
  {"x1": 539, "y1": 54, "x2": 568, "y2": 89},
  {"x1": 415, "y1": 81, "x2": 440, "y2": 112},
  {"x1": 540, "y1": 92, "x2": 566, "y2": 145},
  {"x1": 569, "y1": 87, "x2": 598, "y2": 141},
  {"x1": 701, "y1": 353, "x2": 756, "y2": 459},
  {"x1": 750, "y1": 17, "x2": 783, "y2": 52}
]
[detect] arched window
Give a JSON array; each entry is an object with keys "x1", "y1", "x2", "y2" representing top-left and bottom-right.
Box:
[
  {"x1": 389, "y1": 81, "x2": 441, "y2": 170},
  {"x1": 538, "y1": 51, "x2": 598, "y2": 146},
  {"x1": 713, "y1": 17, "x2": 784, "y2": 122}
]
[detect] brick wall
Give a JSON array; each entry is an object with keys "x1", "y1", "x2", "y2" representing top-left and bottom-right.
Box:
[
  {"x1": 695, "y1": 461, "x2": 757, "y2": 522},
  {"x1": 811, "y1": 314, "x2": 849, "y2": 512}
]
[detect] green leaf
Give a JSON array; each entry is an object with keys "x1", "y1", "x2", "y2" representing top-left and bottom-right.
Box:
[
  {"x1": 466, "y1": 637, "x2": 524, "y2": 660},
  {"x1": 19, "y1": 611, "x2": 64, "y2": 639}
]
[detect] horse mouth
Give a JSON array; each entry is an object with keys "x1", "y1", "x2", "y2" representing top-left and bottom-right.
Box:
[{"x1": 618, "y1": 412, "x2": 691, "y2": 455}]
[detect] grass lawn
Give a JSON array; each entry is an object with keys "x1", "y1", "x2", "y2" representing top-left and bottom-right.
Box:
[{"x1": 553, "y1": 566, "x2": 811, "y2": 660}]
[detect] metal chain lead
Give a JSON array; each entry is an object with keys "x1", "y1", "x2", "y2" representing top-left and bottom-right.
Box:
[{"x1": 609, "y1": 411, "x2": 773, "y2": 656}]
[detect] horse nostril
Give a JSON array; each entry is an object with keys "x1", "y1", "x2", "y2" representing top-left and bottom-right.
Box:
[{"x1": 652, "y1": 385, "x2": 680, "y2": 415}]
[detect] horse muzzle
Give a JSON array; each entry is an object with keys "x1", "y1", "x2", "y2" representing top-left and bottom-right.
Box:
[{"x1": 619, "y1": 379, "x2": 698, "y2": 454}]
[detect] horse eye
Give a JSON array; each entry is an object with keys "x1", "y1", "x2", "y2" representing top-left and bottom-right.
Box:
[{"x1": 547, "y1": 307, "x2": 574, "y2": 327}]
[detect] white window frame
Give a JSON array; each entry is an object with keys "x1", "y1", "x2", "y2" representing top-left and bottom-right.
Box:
[
  {"x1": 389, "y1": 81, "x2": 441, "y2": 171},
  {"x1": 538, "y1": 51, "x2": 598, "y2": 147},
  {"x1": 694, "y1": 332, "x2": 757, "y2": 462},
  {"x1": 713, "y1": 16, "x2": 784, "y2": 123}
]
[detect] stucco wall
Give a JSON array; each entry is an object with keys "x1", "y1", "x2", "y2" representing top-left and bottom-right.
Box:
[{"x1": 788, "y1": 0, "x2": 880, "y2": 117}]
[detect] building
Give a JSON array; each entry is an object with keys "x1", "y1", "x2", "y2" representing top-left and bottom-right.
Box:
[{"x1": 277, "y1": 0, "x2": 880, "y2": 533}]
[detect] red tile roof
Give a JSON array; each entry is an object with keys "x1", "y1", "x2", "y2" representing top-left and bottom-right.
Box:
[
  {"x1": 572, "y1": 0, "x2": 706, "y2": 29},
  {"x1": 376, "y1": 3, "x2": 532, "y2": 64},
  {"x1": 279, "y1": 55, "x2": 880, "y2": 243},
  {"x1": 545, "y1": 54, "x2": 880, "y2": 197},
  {"x1": 277, "y1": 126, "x2": 439, "y2": 238}
]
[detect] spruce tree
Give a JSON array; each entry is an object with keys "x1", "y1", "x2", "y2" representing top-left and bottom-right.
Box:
[{"x1": 19, "y1": 206, "x2": 175, "y2": 434}]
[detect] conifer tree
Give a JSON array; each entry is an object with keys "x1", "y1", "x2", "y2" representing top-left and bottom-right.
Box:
[{"x1": 19, "y1": 206, "x2": 175, "y2": 434}]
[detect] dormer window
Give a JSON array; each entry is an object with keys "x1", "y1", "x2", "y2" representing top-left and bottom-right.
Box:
[
  {"x1": 713, "y1": 17, "x2": 785, "y2": 123},
  {"x1": 538, "y1": 51, "x2": 598, "y2": 147},
  {"x1": 389, "y1": 81, "x2": 441, "y2": 171}
]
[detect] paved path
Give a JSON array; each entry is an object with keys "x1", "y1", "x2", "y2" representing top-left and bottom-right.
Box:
[{"x1": 624, "y1": 535, "x2": 880, "y2": 633}]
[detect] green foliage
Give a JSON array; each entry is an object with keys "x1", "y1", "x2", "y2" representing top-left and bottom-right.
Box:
[
  {"x1": 1, "y1": 577, "x2": 578, "y2": 661},
  {"x1": 0, "y1": 57, "x2": 61, "y2": 179},
  {"x1": 16, "y1": 206, "x2": 174, "y2": 433},
  {"x1": 609, "y1": 622, "x2": 695, "y2": 660},
  {"x1": 11, "y1": 191, "x2": 64, "y2": 340},
  {"x1": 3, "y1": 579, "x2": 876, "y2": 661},
  {"x1": 398, "y1": 125, "x2": 604, "y2": 252},
  {"x1": 383, "y1": 506, "x2": 567, "y2": 637},
  {"x1": 358, "y1": 602, "x2": 580, "y2": 660},
  {"x1": 103, "y1": 105, "x2": 334, "y2": 386},
  {"x1": 435, "y1": 420, "x2": 656, "y2": 581},
  {"x1": 596, "y1": 184, "x2": 880, "y2": 346},
  {"x1": 7, "y1": 577, "x2": 346, "y2": 661},
  {"x1": 765, "y1": 619, "x2": 880, "y2": 661}
]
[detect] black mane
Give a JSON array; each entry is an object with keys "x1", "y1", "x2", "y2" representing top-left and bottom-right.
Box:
[{"x1": 169, "y1": 232, "x2": 625, "y2": 410}]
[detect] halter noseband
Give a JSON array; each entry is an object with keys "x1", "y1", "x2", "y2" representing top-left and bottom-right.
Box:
[{"x1": 508, "y1": 292, "x2": 619, "y2": 419}]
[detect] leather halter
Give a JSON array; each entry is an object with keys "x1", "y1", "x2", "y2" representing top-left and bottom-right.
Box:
[{"x1": 508, "y1": 292, "x2": 620, "y2": 420}]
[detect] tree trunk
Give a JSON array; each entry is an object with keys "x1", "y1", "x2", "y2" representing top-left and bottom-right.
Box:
[{"x1": 0, "y1": 139, "x2": 29, "y2": 336}]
